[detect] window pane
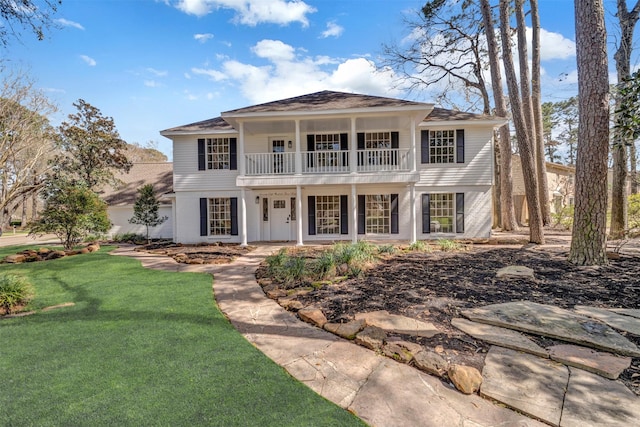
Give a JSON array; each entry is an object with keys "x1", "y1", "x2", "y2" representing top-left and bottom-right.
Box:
[
  {"x1": 316, "y1": 195, "x2": 340, "y2": 234},
  {"x1": 209, "y1": 198, "x2": 231, "y2": 235},
  {"x1": 429, "y1": 130, "x2": 455, "y2": 164},
  {"x1": 365, "y1": 194, "x2": 390, "y2": 234},
  {"x1": 429, "y1": 193, "x2": 454, "y2": 233},
  {"x1": 206, "y1": 138, "x2": 230, "y2": 169}
]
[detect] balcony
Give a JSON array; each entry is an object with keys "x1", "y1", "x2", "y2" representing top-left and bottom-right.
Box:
[{"x1": 245, "y1": 149, "x2": 411, "y2": 176}]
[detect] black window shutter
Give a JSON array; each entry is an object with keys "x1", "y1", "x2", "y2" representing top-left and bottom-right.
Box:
[
  {"x1": 391, "y1": 132, "x2": 399, "y2": 149},
  {"x1": 308, "y1": 196, "x2": 316, "y2": 235},
  {"x1": 357, "y1": 133, "x2": 365, "y2": 166},
  {"x1": 390, "y1": 194, "x2": 399, "y2": 234},
  {"x1": 307, "y1": 134, "x2": 315, "y2": 168},
  {"x1": 200, "y1": 198, "x2": 208, "y2": 236},
  {"x1": 340, "y1": 133, "x2": 349, "y2": 167},
  {"x1": 456, "y1": 193, "x2": 465, "y2": 233},
  {"x1": 456, "y1": 129, "x2": 465, "y2": 163},
  {"x1": 422, "y1": 194, "x2": 431, "y2": 234},
  {"x1": 357, "y1": 195, "x2": 365, "y2": 234},
  {"x1": 340, "y1": 195, "x2": 348, "y2": 234},
  {"x1": 420, "y1": 130, "x2": 430, "y2": 164},
  {"x1": 230, "y1": 197, "x2": 238, "y2": 235},
  {"x1": 229, "y1": 138, "x2": 237, "y2": 170},
  {"x1": 198, "y1": 139, "x2": 206, "y2": 170}
]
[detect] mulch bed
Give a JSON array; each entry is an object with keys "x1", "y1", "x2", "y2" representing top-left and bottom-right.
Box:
[
  {"x1": 258, "y1": 243, "x2": 640, "y2": 396},
  {"x1": 137, "y1": 242, "x2": 255, "y2": 264}
]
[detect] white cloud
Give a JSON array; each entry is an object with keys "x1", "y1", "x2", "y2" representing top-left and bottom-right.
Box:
[
  {"x1": 194, "y1": 33, "x2": 214, "y2": 43},
  {"x1": 56, "y1": 18, "x2": 84, "y2": 30},
  {"x1": 191, "y1": 67, "x2": 228, "y2": 81},
  {"x1": 320, "y1": 21, "x2": 343, "y2": 38},
  {"x1": 80, "y1": 55, "x2": 96, "y2": 66},
  {"x1": 144, "y1": 80, "x2": 161, "y2": 87},
  {"x1": 146, "y1": 67, "x2": 168, "y2": 77},
  {"x1": 530, "y1": 27, "x2": 576, "y2": 61},
  {"x1": 172, "y1": 0, "x2": 316, "y2": 26},
  {"x1": 190, "y1": 39, "x2": 401, "y2": 104}
]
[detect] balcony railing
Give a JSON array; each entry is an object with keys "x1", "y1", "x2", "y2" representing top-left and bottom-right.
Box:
[{"x1": 244, "y1": 149, "x2": 410, "y2": 176}]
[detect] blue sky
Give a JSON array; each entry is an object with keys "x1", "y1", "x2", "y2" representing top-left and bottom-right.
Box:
[{"x1": 4, "y1": 0, "x2": 638, "y2": 159}]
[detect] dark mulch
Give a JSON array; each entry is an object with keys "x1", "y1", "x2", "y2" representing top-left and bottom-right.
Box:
[{"x1": 262, "y1": 243, "x2": 640, "y2": 395}]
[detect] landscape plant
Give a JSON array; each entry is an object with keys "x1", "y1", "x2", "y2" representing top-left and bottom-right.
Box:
[
  {"x1": 629, "y1": 193, "x2": 640, "y2": 231},
  {"x1": 0, "y1": 273, "x2": 34, "y2": 314},
  {"x1": 129, "y1": 184, "x2": 168, "y2": 244}
]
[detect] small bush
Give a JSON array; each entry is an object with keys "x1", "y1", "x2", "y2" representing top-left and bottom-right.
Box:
[
  {"x1": 312, "y1": 250, "x2": 336, "y2": 279},
  {"x1": 0, "y1": 274, "x2": 35, "y2": 314},
  {"x1": 112, "y1": 232, "x2": 146, "y2": 243},
  {"x1": 378, "y1": 244, "x2": 397, "y2": 254},
  {"x1": 552, "y1": 205, "x2": 574, "y2": 230},
  {"x1": 408, "y1": 240, "x2": 430, "y2": 252},
  {"x1": 437, "y1": 239, "x2": 462, "y2": 252},
  {"x1": 629, "y1": 194, "x2": 640, "y2": 230},
  {"x1": 282, "y1": 256, "x2": 307, "y2": 286},
  {"x1": 266, "y1": 248, "x2": 288, "y2": 275}
]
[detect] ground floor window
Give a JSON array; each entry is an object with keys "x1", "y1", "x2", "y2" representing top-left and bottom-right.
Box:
[
  {"x1": 422, "y1": 193, "x2": 464, "y2": 234},
  {"x1": 365, "y1": 194, "x2": 390, "y2": 234},
  {"x1": 209, "y1": 198, "x2": 232, "y2": 235},
  {"x1": 316, "y1": 195, "x2": 340, "y2": 234}
]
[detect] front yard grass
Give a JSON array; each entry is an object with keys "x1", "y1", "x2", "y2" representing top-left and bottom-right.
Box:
[{"x1": 0, "y1": 245, "x2": 364, "y2": 426}]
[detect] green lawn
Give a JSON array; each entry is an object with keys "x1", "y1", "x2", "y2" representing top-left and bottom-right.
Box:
[{"x1": 0, "y1": 245, "x2": 365, "y2": 426}]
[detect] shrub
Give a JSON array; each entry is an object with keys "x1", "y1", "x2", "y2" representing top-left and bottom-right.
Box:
[
  {"x1": 265, "y1": 248, "x2": 288, "y2": 276},
  {"x1": 312, "y1": 250, "x2": 335, "y2": 279},
  {"x1": 112, "y1": 232, "x2": 146, "y2": 243},
  {"x1": 552, "y1": 205, "x2": 574, "y2": 230},
  {"x1": 0, "y1": 274, "x2": 34, "y2": 314},
  {"x1": 629, "y1": 194, "x2": 640, "y2": 230},
  {"x1": 437, "y1": 239, "x2": 462, "y2": 252}
]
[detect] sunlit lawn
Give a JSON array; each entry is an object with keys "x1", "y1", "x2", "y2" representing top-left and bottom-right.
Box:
[{"x1": 0, "y1": 245, "x2": 365, "y2": 426}]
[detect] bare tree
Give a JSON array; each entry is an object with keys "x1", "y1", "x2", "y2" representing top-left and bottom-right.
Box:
[
  {"x1": 610, "y1": 0, "x2": 640, "y2": 237},
  {"x1": 0, "y1": 0, "x2": 60, "y2": 46},
  {"x1": 529, "y1": 0, "x2": 551, "y2": 225},
  {"x1": 499, "y1": 0, "x2": 544, "y2": 243},
  {"x1": 569, "y1": 0, "x2": 610, "y2": 265},
  {"x1": 480, "y1": 0, "x2": 518, "y2": 231},
  {"x1": 0, "y1": 70, "x2": 57, "y2": 228}
]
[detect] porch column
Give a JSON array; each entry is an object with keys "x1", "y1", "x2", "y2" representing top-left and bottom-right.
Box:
[
  {"x1": 296, "y1": 185, "x2": 303, "y2": 246},
  {"x1": 351, "y1": 184, "x2": 358, "y2": 243},
  {"x1": 238, "y1": 121, "x2": 246, "y2": 176},
  {"x1": 240, "y1": 188, "x2": 248, "y2": 246},
  {"x1": 350, "y1": 117, "x2": 357, "y2": 173},
  {"x1": 410, "y1": 184, "x2": 417, "y2": 244},
  {"x1": 295, "y1": 119, "x2": 302, "y2": 175},
  {"x1": 410, "y1": 117, "x2": 417, "y2": 172}
]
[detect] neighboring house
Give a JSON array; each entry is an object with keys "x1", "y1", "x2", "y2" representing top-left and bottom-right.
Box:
[
  {"x1": 160, "y1": 91, "x2": 505, "y2": 245},
  {"x1": 101, "y1": 162, "x2": 174, "y2": 239},
  {"x1": 511, "y1": 155, "x2": 575, "y2": 224}
]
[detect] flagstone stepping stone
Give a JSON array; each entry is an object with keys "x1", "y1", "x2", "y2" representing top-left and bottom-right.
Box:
[
  {"x1": 496, "y1": 265, "x2": 535, "y2": 279},
  {"x1": 463, "y1": 301, "x2": 640, "y2": 357},
  {"x1": 323, "y1": 319, "x2": 366, "y2": 340},
  {"x1": 481, "y1": 346, "x2": 568, "y2": 426},
  {"x1": 574, "y1": 305, "x2": 640, "y2": 336},
  {"x1": 547, "y1": 344, "x2": 631, "y2": 380},
  {"x1": 451, "y1": 317, "x2": 548, "y2": 358},
  {"x1": 608, "y1": 308, "x2": 640, "y2": 319},
  {"x1": 355, "y1": 310, "x2": 440, "y2": 338},
  {"x1": 561, "y1": 367, "x2": 640, "y2": 427}
]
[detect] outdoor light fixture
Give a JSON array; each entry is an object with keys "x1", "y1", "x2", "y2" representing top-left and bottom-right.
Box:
[
  {"x1": 288, "y1": 140, "x2": 292, "y2": 148},
  {"x1": 255, "y1": 196, "x2": 260, "y2": 204}
]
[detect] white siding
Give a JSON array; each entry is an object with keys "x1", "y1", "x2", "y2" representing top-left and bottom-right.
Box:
[
  {"x1": 417, "y1": 125, "x2": 493, "y2": 187},
  {"x1": 108, "y1": 205, "x2": 173, "y2": 239},
  {"x1": 172, "y1": 135, "x2": 238, "y2": 191}
]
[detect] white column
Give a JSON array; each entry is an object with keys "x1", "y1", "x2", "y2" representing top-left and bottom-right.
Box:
[
  {"x1": 410, "y1": 117, "x2": 417, "y2": 172},
  {"x1": 296, "y1": 185, "x2": 303, "y2": 246},
  {"x1": 350, "y1": 117, "x2": 357, "y2": 173},
  {"x1": 351, "y1": 184, "x2": 358, "y2": 243},
  {"x1": 410, "y1": 184, "x2": 417, "y2": 244},
  {"x1": 238, "y1": 121, "x2": 246, "y2": 176},
  {"x1": 295, "y1": 119, "x2": 302, "y2": 175},
  {"x1": 240, "y1": 188, "x2": 248, "y2": 246}
]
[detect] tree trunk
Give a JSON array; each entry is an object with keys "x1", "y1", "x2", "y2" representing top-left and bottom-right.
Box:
[
  {"x1": 499, "y1": 0, "x2": 543, "y2": 243},
  {"x1": 569, "y1": 0, "x2": 610, "y2": 266},
  {"x1": 480, "y1": 0, "x2": 518, "y2": 231},
  {"x1": 530, "y1": 0, "x2": 551, "y2": 225},
  {"x1": 610, "y1": 0, "x2": 640, "y2": 236}
]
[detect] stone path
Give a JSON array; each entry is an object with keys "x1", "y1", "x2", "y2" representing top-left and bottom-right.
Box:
[{"x1": 112, "y1": 246, "x2": 640, "y2": 427}]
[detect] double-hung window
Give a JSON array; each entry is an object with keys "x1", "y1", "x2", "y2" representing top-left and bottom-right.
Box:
[
  {"x1": 429, "y1": 130, "x2": 455, "y2": 164},
  {"x1": 422, "y1": 193, "x2": 464, "y2": 234},
  {"x1": 316, "y1": 195, "x2": 341, "y2": 235},
  {"x1": 365, "y1": 132, "x2": 392, "y2": 165},
  {"x1": 208, "y1": 198, "x2": 232, "y2": 235},
  {"x1": 206, "y1": 138, "x2": 230, "y2": 169},
  {"x1": 365, "y1": 194, "x2": 390, "y2": 234},
  {"x1": 315, "y1": 134, "x2": 342, "y2": 168}
]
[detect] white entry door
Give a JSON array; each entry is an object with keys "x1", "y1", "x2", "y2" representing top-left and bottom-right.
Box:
[{"x1": 270, "y1": 198, "x2": 291, "y2": 241}]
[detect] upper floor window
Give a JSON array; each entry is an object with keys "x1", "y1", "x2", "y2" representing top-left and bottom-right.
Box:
[
  {"x1": 315, "y1": 134, "x2": 341, "y2": 151},
  {"x1": 206, "y1": 138, "x2": 230, "y2": 170},
  {"x1": 429, "y1": 130, "x2": 455, "y2": 163},
  {"x1": 365, "y1": 132, "x2": 391, "y2": 149}
]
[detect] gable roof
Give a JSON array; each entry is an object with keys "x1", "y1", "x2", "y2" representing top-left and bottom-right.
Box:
[{"x1": 100, "y1": 162, "x2": 173, "y2": 207}]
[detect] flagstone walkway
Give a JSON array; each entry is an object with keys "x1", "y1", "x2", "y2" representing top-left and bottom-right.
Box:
[{"x1": 113, "y1": 245, "x2": 640, "y2": 427}]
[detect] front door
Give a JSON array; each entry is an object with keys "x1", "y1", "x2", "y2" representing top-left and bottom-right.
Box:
[{"x1": 270, "y1": 198, "x2": 290, "y2": 241}]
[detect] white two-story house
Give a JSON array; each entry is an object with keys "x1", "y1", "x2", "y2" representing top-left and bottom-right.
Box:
[{"x1": 160, "y1": 91, "x2": 505, "y2": 245}]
